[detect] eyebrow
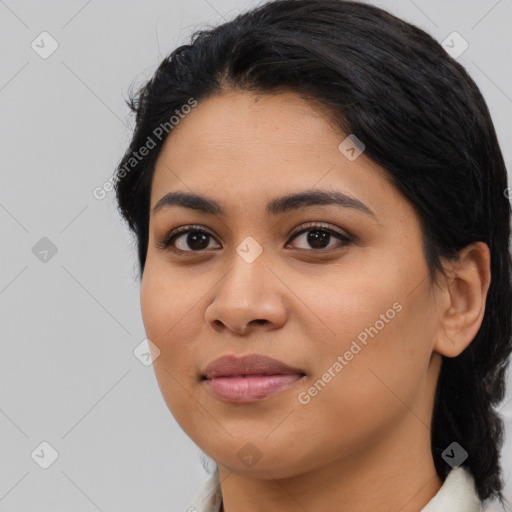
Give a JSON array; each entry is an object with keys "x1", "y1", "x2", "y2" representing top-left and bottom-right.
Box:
[{"x1": 152, "y1": 189, "x2": 376, "y2": 219}]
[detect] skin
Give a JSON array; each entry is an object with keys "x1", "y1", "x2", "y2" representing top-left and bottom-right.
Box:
[{"x1": 140, "y1": 90, "x2": 491, "y2": 512}]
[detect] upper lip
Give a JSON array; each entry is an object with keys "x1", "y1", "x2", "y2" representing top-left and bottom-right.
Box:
[{"x1": 202, "y1": 354, "x2": 306, "y2": 379}]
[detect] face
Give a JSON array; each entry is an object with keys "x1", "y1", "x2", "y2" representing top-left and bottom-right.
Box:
[{"x1": 140, "y1": 90, "x2": 443, "y2": 479}]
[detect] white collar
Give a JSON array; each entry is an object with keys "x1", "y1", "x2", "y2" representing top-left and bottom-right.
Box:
[
  {"x1": 187, "y1": 466, "x2": 482, "y2": 512},
  {"x1": 420, "y1": 467, "x2": 482, "y2": 512}
]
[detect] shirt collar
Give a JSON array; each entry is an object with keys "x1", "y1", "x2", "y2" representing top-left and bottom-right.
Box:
[
  {"x1": 187, "y1": 466, "x2": 482, "y2": 512},
  {"x1": 420, "y1": 466, "x2": 482, "y2": 512}
]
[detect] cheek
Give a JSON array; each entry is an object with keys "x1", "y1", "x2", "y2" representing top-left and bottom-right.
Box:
[
  {"x1": 140, "y1": 261, "x2": 205, "y2": 377},
  {"x1": 140, "y1": 266, "x2": 201, "y2": 428},
  {"x1": 140, "y1": 261, "x2": 195, "y2": 343},
  {"x1": 140, "y1": 262, "x2": 165, "y2": 339},
  {"x1": 299, "y1": 264, "x2": 433, "y2": 411},
  {"x1": 289, "y1": 311, "x2": 430, "y2": 464}
]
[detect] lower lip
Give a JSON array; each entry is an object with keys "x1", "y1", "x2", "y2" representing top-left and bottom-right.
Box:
[{"x1": 204, "y1": 374, "x2": 305, "y2": 403}]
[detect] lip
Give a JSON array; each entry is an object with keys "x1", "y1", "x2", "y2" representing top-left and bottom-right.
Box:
[{"x1": 201, "y1": 354, "x2": 306, "y2": 403}]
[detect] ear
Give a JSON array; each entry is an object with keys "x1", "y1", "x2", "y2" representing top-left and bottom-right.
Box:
[{"x1": 433, "y1": 241, "x2": 491, "y2": 358}]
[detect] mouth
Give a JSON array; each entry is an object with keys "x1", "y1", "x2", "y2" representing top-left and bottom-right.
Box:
[
  {"x1": 203, "y1": 373, "x2": 307, "y2": 403},
  {"x1": 201, "y1": 353, "x2": 307, "y2": 403}
]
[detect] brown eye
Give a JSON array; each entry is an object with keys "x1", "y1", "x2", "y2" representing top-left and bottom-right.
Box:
[
  {"x1": 160, "y1": 226, "x2": 221, "y2": 252},
  {"x1": 287, "y1": 223, "x2": 352, "y2": 251},
  {"x1": 158, "y1": 222, "x2": 352, "y2": 255}
]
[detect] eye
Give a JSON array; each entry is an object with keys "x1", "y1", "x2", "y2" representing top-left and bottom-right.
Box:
[
  {"x1": 157, "y1": 222, "x2": 353, "y2": 254},
  {"x1": 286, "y1": 222, "x2": 353, "y2": 251},
  {"x1": 158, "y1": 225, "x2": 220, "y2": 253}
]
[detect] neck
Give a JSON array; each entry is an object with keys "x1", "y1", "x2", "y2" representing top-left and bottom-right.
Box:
[{"x1": 217, "y1": 416, "x2": 443, "y2": 512}]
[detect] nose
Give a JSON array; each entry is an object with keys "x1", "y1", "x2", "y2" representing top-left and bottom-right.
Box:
[{"x1": 204, "y1": 248, "x2": 288, "y2": 336}]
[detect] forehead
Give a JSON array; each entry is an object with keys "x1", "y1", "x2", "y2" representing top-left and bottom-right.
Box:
[
  {"x1": 154, "y1": 90, "x2": 340, "y2": 165},
  {"x1": 150, "y1": 90, "x2": 410, "y2": 226}
]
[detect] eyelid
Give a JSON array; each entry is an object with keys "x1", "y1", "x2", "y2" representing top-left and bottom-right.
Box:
[
  {"x1": 158, "y1": 221, "x2": 353, "y2": 252},
  {"x1": 289, "y1": 221, "x2": 351, "y2": 240},
  {"x1": 157, "y1": 224, "x2": 217, "y2": 251}
]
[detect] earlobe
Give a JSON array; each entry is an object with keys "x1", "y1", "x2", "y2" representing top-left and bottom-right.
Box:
[{"x1": 434, "y1": 241, "x2": 491, "y2": 358}]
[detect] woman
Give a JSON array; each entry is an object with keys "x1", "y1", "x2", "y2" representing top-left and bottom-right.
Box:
[{"x1": 114, "y1": 1, "x2": 512, "y2": 510}]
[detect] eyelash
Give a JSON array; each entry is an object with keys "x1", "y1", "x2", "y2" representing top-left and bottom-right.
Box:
[{"x1": 157, "y1": 222, "x2": 353, "y2": 254}]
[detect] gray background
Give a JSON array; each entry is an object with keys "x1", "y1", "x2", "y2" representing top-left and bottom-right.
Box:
[{"x1": 0, "y1": 0, "x2": 511, "y2": 510}]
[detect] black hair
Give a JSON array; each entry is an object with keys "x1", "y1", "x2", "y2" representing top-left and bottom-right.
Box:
[{"x1": 114, "y1": 0, "x2": 512, "y2": 506}]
